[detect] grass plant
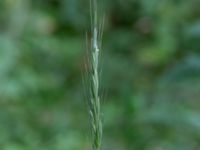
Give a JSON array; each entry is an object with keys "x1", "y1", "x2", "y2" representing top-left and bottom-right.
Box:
[{"x1": 87, "y1": 0, "x2": 104, "y2": 149}]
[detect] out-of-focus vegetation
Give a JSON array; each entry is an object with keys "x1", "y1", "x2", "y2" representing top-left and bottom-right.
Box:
[{"x1": 0, "y1": 0, "x2": 200, "y2": 149}]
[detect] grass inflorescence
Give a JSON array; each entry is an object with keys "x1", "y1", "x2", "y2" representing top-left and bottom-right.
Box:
[{"x1": 86, "y1": 0, "x2": 104, "y2": 149}]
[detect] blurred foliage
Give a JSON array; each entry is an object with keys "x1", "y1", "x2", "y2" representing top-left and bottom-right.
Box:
[{"x1": 0, "y1": 0, "x2": 200, "y2": 149}]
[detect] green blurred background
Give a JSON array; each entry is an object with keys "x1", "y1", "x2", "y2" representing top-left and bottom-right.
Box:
[{"x1": 0, "y1": 0, "x2": 200, "y2": 149}]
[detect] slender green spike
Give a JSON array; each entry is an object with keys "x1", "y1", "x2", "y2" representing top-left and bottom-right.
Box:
[{"x1": 88, "y1": 0, "x2": 103, "y2": 150}]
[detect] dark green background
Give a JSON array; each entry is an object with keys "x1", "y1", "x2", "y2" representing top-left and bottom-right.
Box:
[{"x1": 0, "y1": 0, "x2": 200, "y2": 149}]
